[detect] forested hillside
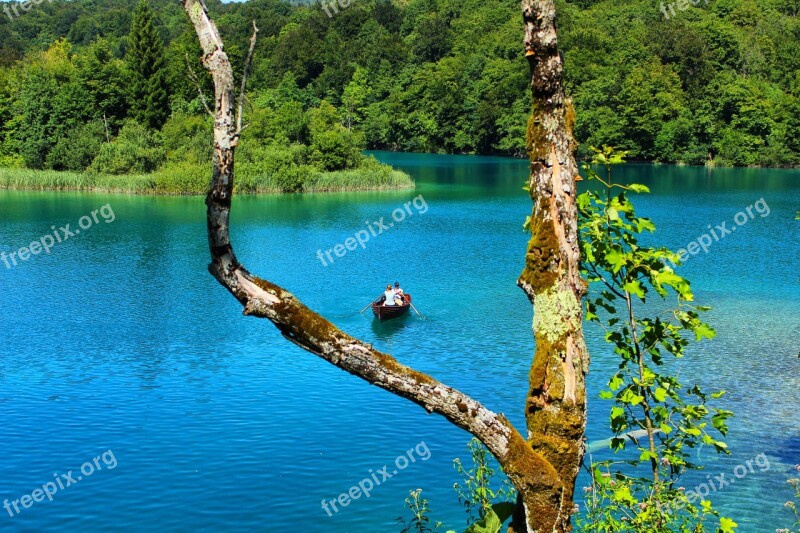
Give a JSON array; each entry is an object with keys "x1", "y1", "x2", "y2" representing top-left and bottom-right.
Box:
[{"x1": 1, "y1": 0, "x2": 798, "y2": 169}]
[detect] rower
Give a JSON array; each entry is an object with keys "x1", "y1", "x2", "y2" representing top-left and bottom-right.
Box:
[
  {"x1": 393, "y1": 282, "x2": 405, "y2": 304},
  {"x1": 382, "y1": 285, "x2": 396, "y2": 306}
]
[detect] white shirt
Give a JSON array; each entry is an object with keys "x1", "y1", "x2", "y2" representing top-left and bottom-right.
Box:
[{"x1": 383, "y1": 289, "x2": 396, "y2": 305}]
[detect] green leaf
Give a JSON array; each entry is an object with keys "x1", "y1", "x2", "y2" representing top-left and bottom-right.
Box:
[
  {"x1": 628, "y1": 184, "x2": 650, "y2": 194},
  {"x1": 622, "y1": 280, "x2": 645, "y2": 299},
  {"x1": 609, "y1": 375, "x2": 624, "y2": 391},
  {"x1": 654, "y1": 270, "x2": 688, "y2": 295},
  {"x1": 491, "y1": 502, "x2": 516, "y2": 524},
  {"x1": 653, "y1": 388, "x2": 668, "y2": 402},
  {"x1": 693, "y1": 322, "x2": 716, "y2": 340},
  {"x1": 612, "y1": 484, "x2": 637, "y2": 505},
  {"x1": 465, "y1": 509, "x2": 502, "y2": 533},
  {"x1": 639, "y1": 450, "x2": 657, "y2": 462},
  {"x1": 604, "y1": 248, "x2": 627, "y2": 273},
  {"x1": 619, "y1": 389, "x2": 644, "y2": 406},
  {"x1": 635, "y1": 217, "x2": 656, "y2": 233}
]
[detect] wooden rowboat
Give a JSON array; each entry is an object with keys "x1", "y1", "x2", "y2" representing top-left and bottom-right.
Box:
[{"x1": 372, "y1": 294, "x2": 412, "y2": 321}]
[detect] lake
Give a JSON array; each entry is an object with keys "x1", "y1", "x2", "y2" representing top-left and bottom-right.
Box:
[{"x1": 0, "y1": 152, "x2": 798, "y2": 532}]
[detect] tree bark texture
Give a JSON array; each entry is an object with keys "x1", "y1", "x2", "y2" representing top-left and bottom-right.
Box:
[
  {"x1": 182, "y1": 1, "x2": 588, "y2": 531},
  {"x1": 515, "y1": 1, "x2": 590, "y2": 531}
]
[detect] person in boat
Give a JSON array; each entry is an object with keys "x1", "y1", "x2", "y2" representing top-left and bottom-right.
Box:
[
  {"x1": 393, "y1": 282, "x2": 405, "y2": 303},
  {"x1": 381, "y1": 284, "x2": 396, "y2": 306}
]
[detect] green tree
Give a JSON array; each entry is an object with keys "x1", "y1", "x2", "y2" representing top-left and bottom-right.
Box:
[
  {"x1": 307, "y1": 100, "x2": 364, "y2": 171},
  {"x1": 15, "y1": 39, "x2": 92, "y2": 169},
  {"x1": 341, "y1": 66, "x2": 371, "y2": 130},
  {"x1": 47, "y1": 121, "x2": 106, "y2": 171},
  {"x1": 127, "y1": 0, "x2": 169, "y2": 130},
  {"x1": 76, "y1": 38, "x2": 130, "y2": 132},
  {"x1": 617, "y1": 59, "x2": 688, "y2": 160},
  {"x1": 576, "y1": 147, "x2": 735, "y2": 532}
]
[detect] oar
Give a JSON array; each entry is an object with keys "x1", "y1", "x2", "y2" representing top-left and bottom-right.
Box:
[
  {"x1": 407, "y1": 299, "x2": 425, "y2": 319},
  {"x1": 360, "y1": 295, "x2": 383, "y2": 314}
]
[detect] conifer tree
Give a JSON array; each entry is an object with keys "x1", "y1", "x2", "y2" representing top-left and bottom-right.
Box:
[{"x1": 127, "y1": 0, "x2": 169, "y2": 130}]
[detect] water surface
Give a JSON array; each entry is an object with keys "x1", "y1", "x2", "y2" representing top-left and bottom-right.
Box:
[{"x1": 0, "y1": 153, "x2": 798, "y2": 531}]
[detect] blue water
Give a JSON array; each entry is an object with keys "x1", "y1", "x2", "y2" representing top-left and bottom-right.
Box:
[{"x1": 0, "y1": 153, "x2": 798, "y2": 532}]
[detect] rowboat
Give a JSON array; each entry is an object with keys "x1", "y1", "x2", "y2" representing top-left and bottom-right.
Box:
[{"x1": 372, "y1": 294, "x2": 412, "y2": 321}]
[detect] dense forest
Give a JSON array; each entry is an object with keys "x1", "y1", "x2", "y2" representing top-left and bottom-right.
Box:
[{"x1": 0, "y1": 0, "x2": 799, "y2": 173}]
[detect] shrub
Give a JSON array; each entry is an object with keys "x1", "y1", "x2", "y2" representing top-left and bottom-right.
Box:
[
  {"x1": 308, "y1": 128, "x2": 365, "y2": 171},
  {"x1": 161, "y1": 113, "x2": 213, "y2": 165},
  {"x1": 46, "y1": 120, "x2": 106, "y2": 171},
  {"x1": 0, "y1": 153, "x2": 24, "y2": 168},
  {"x1": 153, "y1": 163, "x2": 210, "y2": 194},
  {"x1": 236, "y1": 143, "x2": 309, "y2": 193},
  {"x1": 90, "y1": 120, "x2": 165, "y2": 174},
  {"x1": 307, "y1": 100, "x2": 366, "y2": 171}
]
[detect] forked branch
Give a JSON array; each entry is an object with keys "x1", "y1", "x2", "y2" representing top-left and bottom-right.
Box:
[{"x1": 181, "y1": 0, "x2": 578, "y2": 530}]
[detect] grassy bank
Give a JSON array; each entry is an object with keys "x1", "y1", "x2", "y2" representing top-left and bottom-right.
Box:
[{"x1": 0, "y1": 162, "x2": 415, "y2": 195}]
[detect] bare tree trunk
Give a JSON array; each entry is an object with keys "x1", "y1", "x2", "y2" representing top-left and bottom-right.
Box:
[
  {"x1": 181, "y1": 1, "x2": 585, "y2": 531},
  {"x1": 514, "y1": 1, "x2": 589, "y2": 531}
]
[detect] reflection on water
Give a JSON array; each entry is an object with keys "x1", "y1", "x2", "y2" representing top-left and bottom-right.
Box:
[{"x1": 370, "y1": 314, "x2": 414, "y2": 341}]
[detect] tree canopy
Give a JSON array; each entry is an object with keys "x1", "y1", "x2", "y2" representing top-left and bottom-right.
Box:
[{"x1": 0, "y1": 0, "x2": 798, "y2": 167}]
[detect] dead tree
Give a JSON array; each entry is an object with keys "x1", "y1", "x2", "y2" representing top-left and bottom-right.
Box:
[
  {"x1": 181, "y1": 0, "x2": 587, "y2": 530},
  {"x1": 514, "y1": 0, "x2": 589, "y2": 530}
]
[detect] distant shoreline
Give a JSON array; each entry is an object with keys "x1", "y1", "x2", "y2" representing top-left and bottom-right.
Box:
[{"x1": 367, "y1": 149, "x2": 800, "y2": 170}]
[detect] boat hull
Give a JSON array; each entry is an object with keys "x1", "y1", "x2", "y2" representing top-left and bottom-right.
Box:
[{"x1": 371, "y1": 294, "x2": 412, "y2": 321}]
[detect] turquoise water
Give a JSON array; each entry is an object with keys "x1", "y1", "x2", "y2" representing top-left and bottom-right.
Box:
[{"x1": 0, "y1": 152, "x2": 798, "y2": 532}]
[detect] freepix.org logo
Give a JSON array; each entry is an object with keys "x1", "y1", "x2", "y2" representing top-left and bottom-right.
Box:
[
  {"x1": 316, "y1": 195, "x2": 428, "y2": 268},
  {"x1": 3, "y1": 450, "x2": 118, "y2": 519},
  {"x1": 1, "y1": 204, "x2": 116, "y2": 271}
]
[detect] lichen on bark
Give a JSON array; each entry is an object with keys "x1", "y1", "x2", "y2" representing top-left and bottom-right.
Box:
[{"x1": 533, "y1": 288, "x2": 582, "y2": 344}]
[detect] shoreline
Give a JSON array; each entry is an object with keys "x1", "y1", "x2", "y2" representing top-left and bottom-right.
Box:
[
  {"x1": 0, "y1": 167, "x2": 416, "y2": 196},
  {"x1": 0, "y1": 184, "x2": 417, "y2": 196},
  {"x1": 367, "y1": 149, "x2": 800, "y2": 170}
]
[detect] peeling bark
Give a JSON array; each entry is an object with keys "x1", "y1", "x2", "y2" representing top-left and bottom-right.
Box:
[
  {"x1": 516, "y1": 1, "x2": 590, "y2": 531},
  {"x1": 181, "y1": 1, "x2": 579, "y2": 531}
]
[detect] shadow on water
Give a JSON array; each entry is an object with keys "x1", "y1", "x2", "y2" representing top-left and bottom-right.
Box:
[
  {"x1": 370, "y1": 314, "x2": 413, "y2": 341},
  {"x1": 773, "y1": 435, "x2": 800, "y2": 465}
]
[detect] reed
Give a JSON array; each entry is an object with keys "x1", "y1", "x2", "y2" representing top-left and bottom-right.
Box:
[
  {"x1": 0, "y1": 165, "x2": 415, "y2": 195},
  {"x1": 304, "y1": 167, "x2": 415, "y2": 192}
]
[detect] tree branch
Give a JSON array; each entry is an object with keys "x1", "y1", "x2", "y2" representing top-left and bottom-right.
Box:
[
  {"x1": 237, "y1": 20, "x2": 259, "y2": 136},
  {"x1": 185, "y1": 52, "x2": 214, "y2": 118},
  {"x1": 181, "y1": 0, "x2": 568, "y2": 530}
]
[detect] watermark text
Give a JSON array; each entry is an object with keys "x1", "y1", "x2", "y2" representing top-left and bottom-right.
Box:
[
  {"x1": 316, "y1": 195, "x2": 428, "y2": 267},
  {"x1": 3, "y1": 450, "x2": 118, "y2": 518},
  {"x1": 321, "y1": 441, "x2": 431, "y2": 517},
  {"x1": 1, "y1": 204, "x2": 116, "y2": 271},
  {"x1": 667, "y1": 198, "x2": 769, "y2": 267}
]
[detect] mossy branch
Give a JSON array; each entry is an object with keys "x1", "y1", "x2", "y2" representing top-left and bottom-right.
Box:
[{"x1": 181, "y1": 1, "x2": 572, "y2": 530}]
